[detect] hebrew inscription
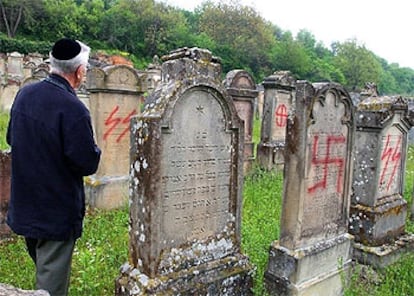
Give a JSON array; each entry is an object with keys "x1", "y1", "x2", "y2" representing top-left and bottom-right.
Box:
[{"x1": 161, "y1": 89, "x2": 232, "y2": 243}]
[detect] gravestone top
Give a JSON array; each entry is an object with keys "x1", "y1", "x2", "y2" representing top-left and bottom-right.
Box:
[
  {"x1": 356, "y1": 95, "x2": 412, "y2": 129},
  {"x1": 224, "y1": 69, "x2": 256, "y2": 90},
  {"x1": 262, "y1": 70, "x2": 296, "y2": 89},
  {"x1": 86, "y1": 64, "x2": 141, "y2": 93},
  {"x1": 358, "y1": 95, "x2": 407, "y2": 111}
]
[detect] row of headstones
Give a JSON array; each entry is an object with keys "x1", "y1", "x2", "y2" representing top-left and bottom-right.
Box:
[
  {"x1": 113, "y1": 48, "x2": 414, "y2": 295},
  {"x1": 1, "y1": 47, "x2": 414, "y2": 294}
]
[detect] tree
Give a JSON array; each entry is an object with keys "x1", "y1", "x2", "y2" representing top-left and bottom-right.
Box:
[
  {"x1": 0, "y1": 0, "x2": 44, "y2": 38},
  {"x1": 271, "y1": 31, "x2": 311, "y2": 79},
  {"x1": 198, "y1": 0, "x2": 275, "y2": 80},
  {"x1": 333, "y1": 39, "x2": 383, "y2": 92}
]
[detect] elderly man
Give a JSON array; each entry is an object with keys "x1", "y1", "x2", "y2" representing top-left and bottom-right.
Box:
[{"x1": 6, "y1": 38, "x2": 101, "y2": 296}]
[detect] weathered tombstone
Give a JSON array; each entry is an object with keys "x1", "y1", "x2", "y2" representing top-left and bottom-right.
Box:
[
  {"x1": 0, "y1": 53, "x2": 7, "y2": 82},
  {"x1": 145, "y1": 55, "x2": 162, "y2": 94},
  {"x1": 264, "y1": 82, "x2": 354, "y2": 296},
  {"x1": 224, "y1": 70, "x2": 258, "y2": 173},
  {"x1": 7, "y1": 52, "x2": 24, "y2": 80},
  {"x1": 0, "y1": 150, "x2": 11, "y2": 239},
  {"x1": 350, "y1": 95, "x2": 414, "y2": 268},
  {"x1": 0, "y1": 83, "x2": 19, "y2": 111},
  {"x1": 85, "y1": 65, "x2": 143, "y2": 209},
  {"x1": 257, "y1": 71, "x2": 296, "y2": 171},
  {"x1": 21, "y1": 64, "x2": 50, "y2": 87},
  {"x1": 0, "y1": 283, "x2": 50, "y2": 296},
  {"x1": 115, "y1": 48, "x2": 253, "y2": 295}
]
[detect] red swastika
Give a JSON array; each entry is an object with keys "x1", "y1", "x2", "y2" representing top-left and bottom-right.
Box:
[
  {"x1": 104, "y1": 105, "x2": 137, "y2": 143},
  {"x1": 275, "y1": 104, "x2": 288, "y2": 127},
  {"x1": 379, "y1": 134, "x2": 401, "y2": 191},
  {"x1": 307, "y1": 135, "x2": 346, "y2": 194}
]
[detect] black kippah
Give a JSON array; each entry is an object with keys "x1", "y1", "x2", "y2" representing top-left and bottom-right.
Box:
[{"x1": 51, "y1": 38, "x2": 81, "y2": 60}]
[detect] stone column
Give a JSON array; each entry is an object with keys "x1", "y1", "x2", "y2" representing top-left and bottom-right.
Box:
[
  {"x1": 350, "y1": 95, "x2": 414, "y2": 268},
  {"x1": 0, "y1": 150, "x2": 11, "y2": 239},
  {"x1": 85, "y1": 65, "x2": 143, "y2": 209},
  {"x1": 224, "y1": 69, "x2": 258, "y2": 173},
  {"x1": 115, "y1": 48, "x2": 253, "y2": 295},
  {"x1": 257, "y1": 71, "x2": 295, "y2": 171},
  {"x1": 264, "y1": 82, "x2": 354, "y2": 296}
]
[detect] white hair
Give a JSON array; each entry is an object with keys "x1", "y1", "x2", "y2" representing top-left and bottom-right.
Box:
[{"x1": 49, "y1": 40, "x2": 90, "y2": 74}]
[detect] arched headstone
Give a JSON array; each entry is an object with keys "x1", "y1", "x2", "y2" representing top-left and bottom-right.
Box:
[
  {"x1": 225, "y1": 69, "x2": 258, "y2": 173},
  {"x1": 264, "y1": 82, "x2": 354, "y2": 296},
  {"x1": 85, "y1": 65, "x2": 144, "y2": 209},
  {"x1": 115, "y1": 48, "x2": 252, "y2": 295}
]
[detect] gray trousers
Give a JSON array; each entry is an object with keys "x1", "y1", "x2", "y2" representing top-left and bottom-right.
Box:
[{"x1": 25, "y1": 236, "x2": 76, "y2": 296}]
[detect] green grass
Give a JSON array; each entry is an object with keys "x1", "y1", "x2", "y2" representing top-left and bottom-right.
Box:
[
  {"x1": 0, "y1": 112, "x2": 10, "y2": 150},
  {"x1": 0, "y1": 207, "x2": 129, "y2": 295},
  {"x1": 1, "y1": 115, "x2": 414, "y2": 295}
]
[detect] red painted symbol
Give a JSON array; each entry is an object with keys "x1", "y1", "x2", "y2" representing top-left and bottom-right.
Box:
[
  {"x1": 104, "y1": 105, "x2": 137, "y2": 143},
  {"x1": 307, "y1": 135, "x2": 346, "y2": 194},
  {"x1": 379, "y1": 134, "x2": 401, "y2": 191},
  {"x1": 275, "y1": 104, "x2": 288, "y2": 127}
]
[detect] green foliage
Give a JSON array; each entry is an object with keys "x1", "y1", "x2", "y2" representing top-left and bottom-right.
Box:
[
  {"x1": 0, "y1": 112, "x2": 10, "y2": 150},
  {"x1": 0, "y1": 34, "x2": 51, "y2": 55},
  {"x1": 333, "y1": 39, "x2": 383, "y2": 92}
]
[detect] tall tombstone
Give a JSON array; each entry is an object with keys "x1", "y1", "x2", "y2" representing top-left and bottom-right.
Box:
[
  {"x1": 264, "y1": 82, "x2": 354, "y2": 296},
  {"x1": 350, "y1": 95, "x2": 414, "y2": 268},
  {"x1": 115, "y1": 48, "x2": 253, "y2": 295},
  {"x1": 0, "y1": 151, "x2": 11, "y2": 239},
  {"x1": 85, "y1": 65, "x2": 143, "y2": 209},
  {"x1": 257, "y1": 71, "x2": 295, "y2": 171},
  {"x1": 224, "y1": 70, "x2": 258, "y2": 173}
]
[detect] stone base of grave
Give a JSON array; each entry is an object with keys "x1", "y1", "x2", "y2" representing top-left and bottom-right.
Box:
[
  {"x1": 84, "y1": 175, "x2": 128, "y2": 209},
  {"x1": 349, "y1": 195, "x2": 407, "y2": 246},
  {"x1": 256, "y1": 142, "x2": 284, "y2": 171},
  {"x1": 353, "y1": 233, "x2": 414, "y2": 269},
  {"x1": 264, "y1": 233, "x2": 353, "y2": 296},
  {"x1": 0, "y1": 223, "x2": 12, "y2": 240},
  {"x1": 115, "y1": 254, "x2": 254, "y2": 296},
  {"x1": 0, "y1": 283, "x2": 50, "y2": 295}
]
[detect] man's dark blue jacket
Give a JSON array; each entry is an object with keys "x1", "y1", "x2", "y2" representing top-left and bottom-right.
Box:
[{"x1": 6, "y1": 74, "x2": 101, "y2": 241}]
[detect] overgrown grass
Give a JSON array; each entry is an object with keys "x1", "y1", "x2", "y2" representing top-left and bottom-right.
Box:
[{"x1": 1, "y1": 114, "x2": 414, "y2": 295}]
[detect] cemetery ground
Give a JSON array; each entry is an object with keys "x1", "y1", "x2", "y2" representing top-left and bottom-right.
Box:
[{"x1": 0, "y1": 113, "x2": 413, "y2": 296}]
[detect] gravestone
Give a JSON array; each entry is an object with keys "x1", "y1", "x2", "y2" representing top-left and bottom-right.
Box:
[
  {"x1": 85, "y1": 65, "x2": 143, "y2": 209},
  {"x1": 7, "y1": 52, "x2": 24, "y2": 80},
  {"x1": 264, "y1": 82, "x2": 354, "y2": 296},
  {"x1": 224, "y1": 70, "x2": 258, "y2": 173},
  {"x1": 0, "y1": 151, "x2": 11, "y2": 239},
  {"x1": 350, "y1": 95, "x2": 414, "y2": 268},
  {"x1": 115, "y1": 48, "x2": 253, "y2": 295},
  {"x1": 257, "y1": 71, "x2": 295, "y2": 171},
  {"x1": 21, "y1": 64, "x2": 50, "y2": 87},
  {"x1": 145, "y1": 55, "x2": 162, "y2": 94},
  {"x1": 0, "y1": 283, "x2": 49, "y2": 296}
]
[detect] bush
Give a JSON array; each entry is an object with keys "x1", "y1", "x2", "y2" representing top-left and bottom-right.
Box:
[{"x1": 0, "y1": 35, "x2": 51, "y2": 55}]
